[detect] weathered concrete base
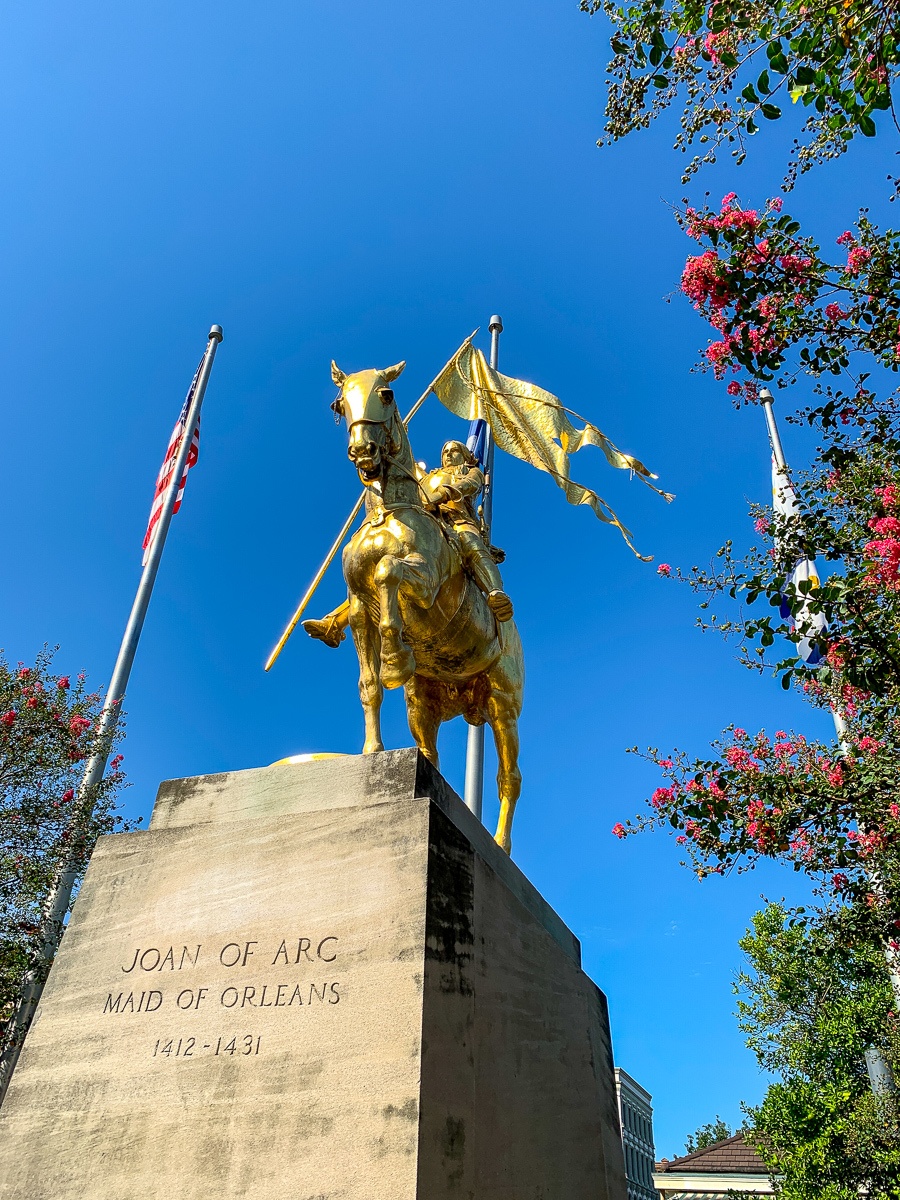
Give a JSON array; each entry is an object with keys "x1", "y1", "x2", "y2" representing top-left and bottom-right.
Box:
[{"x1": 0, "y1": 749, "x2": 627, "y2": 1200}]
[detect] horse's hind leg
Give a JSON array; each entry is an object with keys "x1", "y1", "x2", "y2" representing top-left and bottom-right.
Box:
[
  {"x1": 486, "y1": 632, "x2": 524, "y2": 854},
  {"x1": 489, "y1": 694, "x2": 522, "y2": 855},
  {"x1": 404, "y1": 675, "x2": 441, "y2": 769},
  {"x1": 348, "y1": 594, "x2": 384, "y2": 754}
]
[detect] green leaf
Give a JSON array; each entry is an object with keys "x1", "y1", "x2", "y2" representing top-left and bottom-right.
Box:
[
  {"x1": 795, "y1": 65, "x2": 815, "y2": 84},
  {"x1": 757, "y1": 69, "x2": 771, "y2": 95},
  {"x1": 789, "y1": 84, "x2": 810, "y2": 103},
  {"x1": 742, "y1": 83, "x2": 760, "y2": 103},
  {"x1": 652, "y1": 74, "x2": 669, "y2": 87},
  {"x1": 858, "y1": 113, "x2": 876, "y2": 137},
  {"x1": 761, "y1": 103, "x2": 782, "y2": 120}
]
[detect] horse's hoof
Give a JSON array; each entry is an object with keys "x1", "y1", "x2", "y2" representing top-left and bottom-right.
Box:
[{"x1": 381, "y1": 649, "x2": 415, "y2": 690}]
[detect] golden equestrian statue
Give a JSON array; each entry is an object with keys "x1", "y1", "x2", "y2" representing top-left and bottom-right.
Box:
[
  {"x1": 319, "y1": 360, "x2": 524, "y2": 854},
  {"x1": 268, "y1": 336, "x2": 672, "y2": 855}
]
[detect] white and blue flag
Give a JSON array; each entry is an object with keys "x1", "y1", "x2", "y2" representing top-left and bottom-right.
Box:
[{"x1": 772, "y1": 457, "x2": 826, "y2": 665}]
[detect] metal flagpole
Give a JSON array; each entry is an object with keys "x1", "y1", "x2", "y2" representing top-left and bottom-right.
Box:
[
  {"x1": 0, "y1": 324, "x2": 223, "y2": 1106},
  {"x1": 464, "y1": 314, "x2": 502, "y2": 819},
  {"x1": 760, "y1": 385, "x2": 900, "y2": 1089},
  {"x1": 762, "y1": 388, "x2": 848, "y2": 745}
]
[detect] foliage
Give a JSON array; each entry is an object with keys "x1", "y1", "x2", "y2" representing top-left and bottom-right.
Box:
[
  {"x1": 583, "y1": 0, "x2": 900, "y2": 184},
  {"x1": 684, "y1": 1114, "x2": 733, "y2": 1152},
  {"x1": 613, "y1": 193, "x2": 900, "y2": 968},
  {"x1": 738, "y1": 904, "x2": 900, "y2": 1197},
  {"x1": 0, "y1": 648, "x2": 131, "y2": 1044}
]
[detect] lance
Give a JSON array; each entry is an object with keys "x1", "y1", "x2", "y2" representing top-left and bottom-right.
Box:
[
  {"x1": 0, "y1": 325, "x2": 223, "y2": 1107},
  {"x1": 760, "y1": 385, "x2": 899, "y2": 1090},
  {"x1": 463, "y1": 315, "x2": 503, "y2": 820},
  {"x1": 264, "y1": 334, "x2": 478, "y2": 672}
]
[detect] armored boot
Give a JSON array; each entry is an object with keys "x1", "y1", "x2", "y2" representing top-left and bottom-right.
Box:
[
  {"x1": 302, "y1": 600, "x2": 351, "y2": 648},
  {"x1": 459, "y1": 531, "x2": 513, "y2": 622}
]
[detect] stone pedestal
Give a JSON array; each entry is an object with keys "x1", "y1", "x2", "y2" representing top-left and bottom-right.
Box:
[{"x1": 0, "y1": 749, "x2": 627, "y2": 1200}]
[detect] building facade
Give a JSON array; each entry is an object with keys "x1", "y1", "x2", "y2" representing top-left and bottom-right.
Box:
[{"x1": 614, "y1": 1068, "x2": 658, "y2": 1200}]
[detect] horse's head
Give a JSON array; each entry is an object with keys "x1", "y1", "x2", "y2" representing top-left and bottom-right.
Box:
[{"x1": 331, "y1": 360, "x2": 406, "y2": 485}]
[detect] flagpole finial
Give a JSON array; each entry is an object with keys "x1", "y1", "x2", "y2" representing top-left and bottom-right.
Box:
[
  {"x1": 759, "y1": 387, "x2": 774, "y2": 403},
  {"x1": 208, "y1": 324, "x2": 224, "y2": 343},
  {"x1": 489, "y1": 314, "x2": 503, "y2": 333}
]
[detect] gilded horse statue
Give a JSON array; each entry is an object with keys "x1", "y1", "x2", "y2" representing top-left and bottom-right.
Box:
[{"x1": 326, "y1": 359, "x2": 524, "y2": 853}]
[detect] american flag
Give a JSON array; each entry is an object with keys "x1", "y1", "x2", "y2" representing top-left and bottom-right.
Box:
[{"x1": 141, "y1": 362, "x2": 202, "y2": 565}]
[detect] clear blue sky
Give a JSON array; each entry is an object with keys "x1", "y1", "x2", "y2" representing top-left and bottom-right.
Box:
[{"x1": 0, "y1": 0, "x2": 891, "y2": 1159}]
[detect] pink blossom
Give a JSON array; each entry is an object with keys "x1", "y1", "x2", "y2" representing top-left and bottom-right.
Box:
[
  {"x1": 725, "y1": 746, "x2": 753, "y2": 769},
  {"x1": 889, "y1": 803, "x2": 900, "y2": 819},
  {"x1": 62, "y1": 789, "x2": 75, "y2": 803},
  {"x1": 658, "y1": 758, "x2": 674, "y2": 768},
  {"x1": 857, "y1": 736, "x2": 881, "y2": 753},
  {"x1": 847, "y1": 246, "x2": 871, "y2": 275},
  {"x1": 0, "y1": 710, "x2": 16, "y2": 727},
  {"x1": 767, "y1": 197, "x2": 783, "y2": 212},
  {"x1": 651, "y1": 787, "x2": 674, "y2": 808},
  {"x1": 727, "y1": 381, "x2": 741, "y2": 396},
  {"x1": 754, "y1": 517, "x2": 769, "y2": 534},
  {"x1": 657, "y1": 563, "x2": 671, "y2": 577},
  {"x1": 876, "y1": 484, "x2": 900, "y2": 508},
  {"x1": 705, "y1": 340, "x2": 733, "y2": 378},
  {"x1": 832, "y1": 872, "x2": 849, "y2": 890},
  {"x1": 721, "y1": 192, "x2": 737, "y2": 206},
  {"x1": 733, "y1": 728, "x2": 747, "y2": 738},
  {"x1": 676, "y1": 835, "x2": 687, "y2": 844},
  {"x1": 56, "y1": 676, "x2": 70, "y2": 690},
  {"x1": 779, "y1": 253, "x2": 811, "y2": 277},
  {"x1": 69, "y1": 715, "x2": 91, "y2": 736},
  {"x1": 682, "y1": 251, "x2": 731, "y2": 309},
  {"x1": 824, "y1": 303, "x2": 847, "y2": 321},
  {"x1": 836, "y1": 230, "x2": 855, "y2": 246},
  {"x1": 612, "y1": 822, "x2": 627, "y2": 839}
]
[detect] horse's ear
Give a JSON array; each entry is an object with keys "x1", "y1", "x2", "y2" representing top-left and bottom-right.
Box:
[
  {"x1": 331, "y1": 361, "x2": 346, "y2": 387},
  {"x1": 380, "y1": 361, "x2": 406, "y2": 383}
]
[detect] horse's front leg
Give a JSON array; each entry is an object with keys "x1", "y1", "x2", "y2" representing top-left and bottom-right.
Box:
[
  {"x1": 348, "y1": 593, "x2": 384, "y2": 754},
  {"x1": 374, "y1": 553, "x2": 434, "y2": 690}
]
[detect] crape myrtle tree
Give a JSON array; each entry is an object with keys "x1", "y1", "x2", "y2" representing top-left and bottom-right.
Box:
[
  {"x1": 607, "y1": 190, "x2": 900, "y2": 1188},
  {"x1": 737, "y1": 903, "x2": 900, "y2": 1194},
  {"x1": 0, "y1": 648, "x2": 130, "y2": 1051},
  {"x1": 582, "y1": 0, "x2": 900, "y2": 184},
  {"x1": 613, "y1": 192, "x2": 900, "y2": 994}
]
